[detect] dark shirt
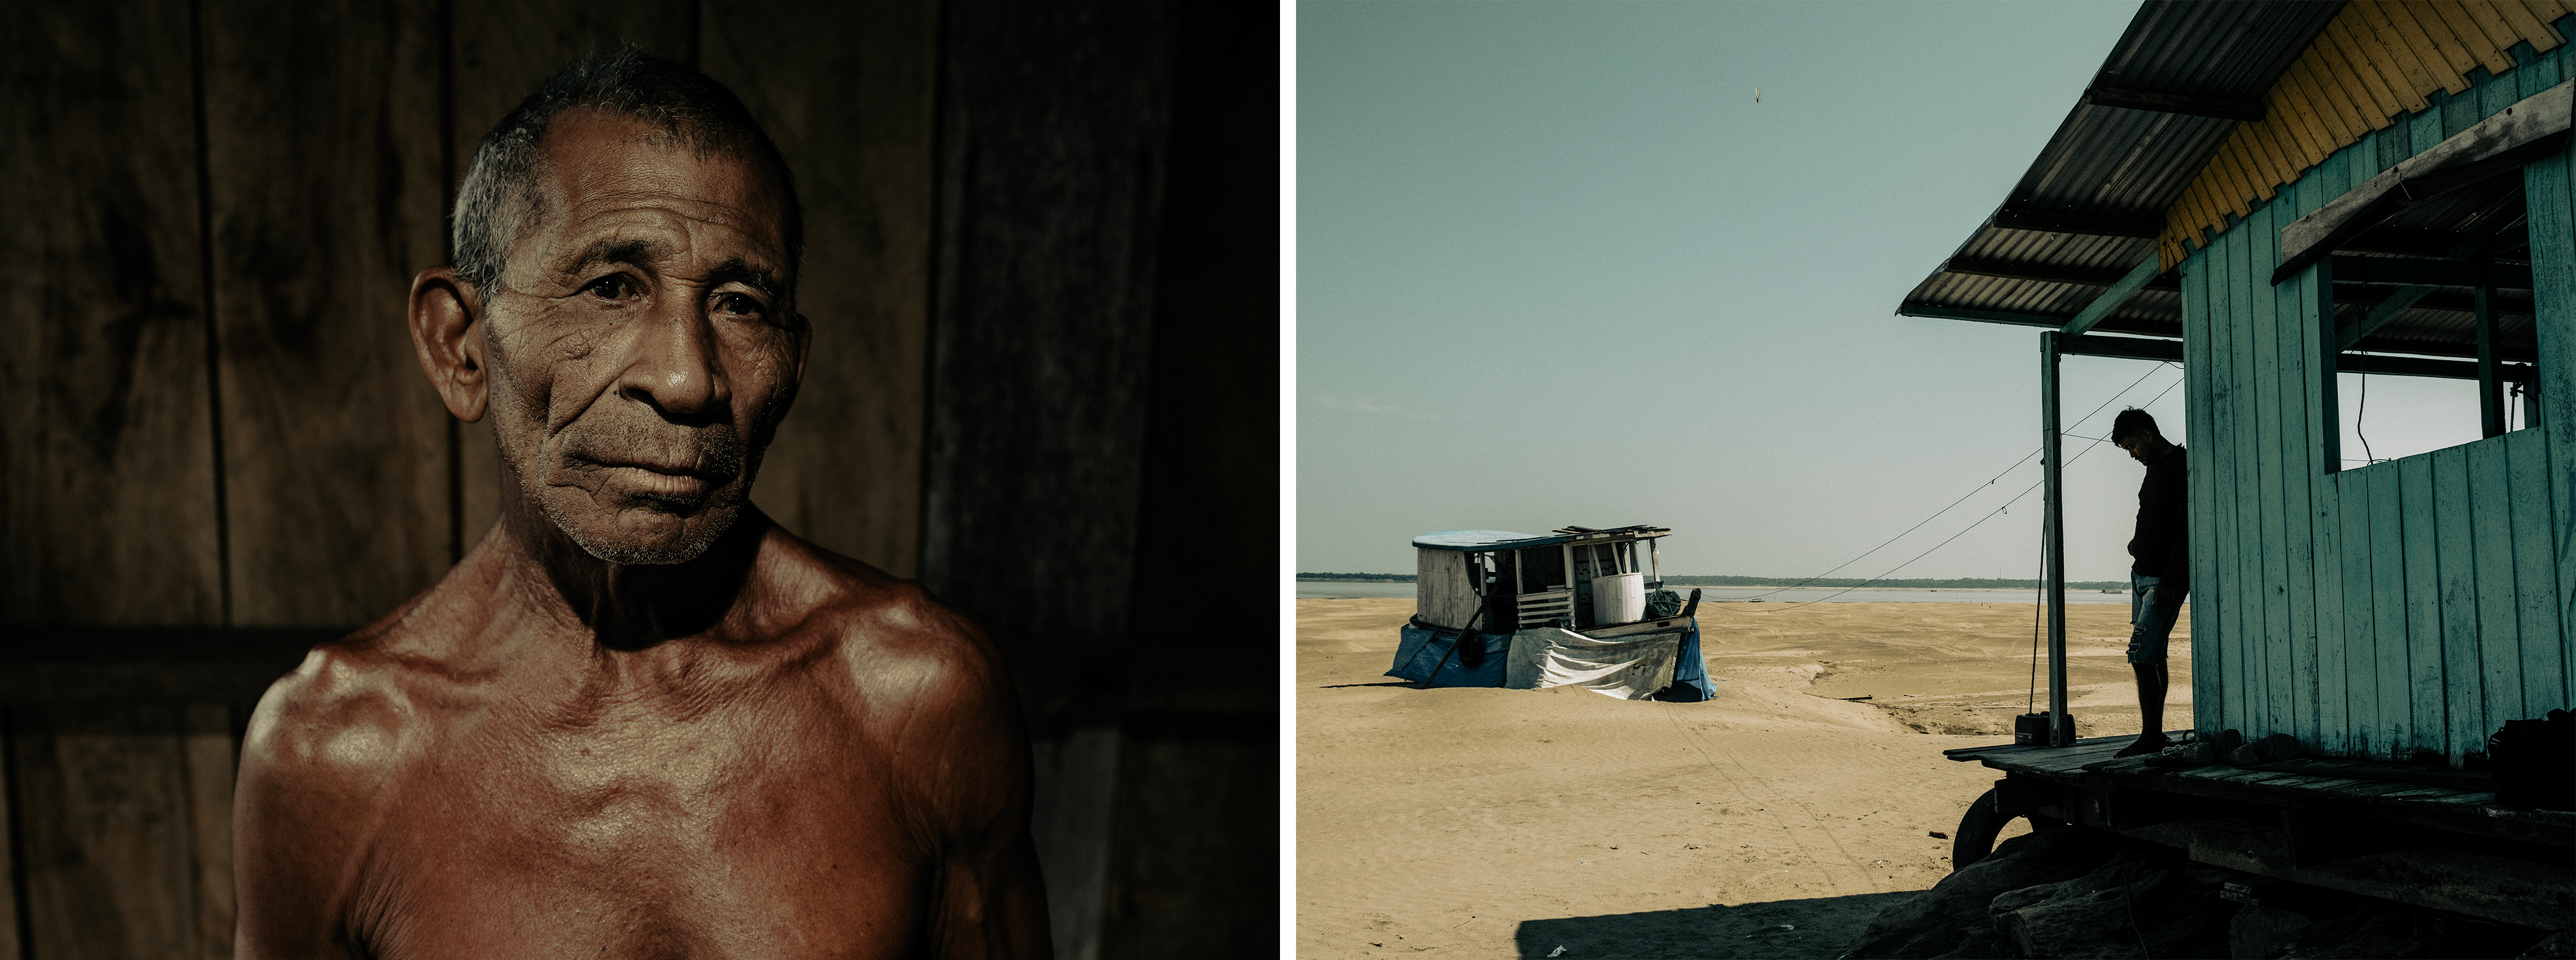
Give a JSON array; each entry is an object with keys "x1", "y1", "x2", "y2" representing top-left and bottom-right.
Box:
[{"x1": 2129, "y1": 445, "x2": 2188, "y2": 585}]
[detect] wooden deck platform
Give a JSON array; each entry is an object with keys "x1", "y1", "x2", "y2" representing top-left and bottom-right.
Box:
[{"x1": 1940, "y1": 732, "x2": 2575, "y2": 931}]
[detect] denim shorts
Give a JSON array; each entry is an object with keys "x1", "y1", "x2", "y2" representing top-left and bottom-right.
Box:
[{"x1": 2127, "y1": 573, "x2": 2184, "y2": 664}]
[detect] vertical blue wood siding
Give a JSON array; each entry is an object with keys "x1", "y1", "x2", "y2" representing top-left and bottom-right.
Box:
[{"x1": 2182, "y1": 36, "x2": 2576, "y2": 765}]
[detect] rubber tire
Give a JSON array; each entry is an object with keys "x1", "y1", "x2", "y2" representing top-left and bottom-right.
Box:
[{"x1": 1950, "y1": 788, "x2": 2067, "y2": 872}]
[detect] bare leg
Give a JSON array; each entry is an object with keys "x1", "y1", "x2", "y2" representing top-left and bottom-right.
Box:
[{"x1": 2134, "y1": 662, "x2": 2168, "y2": 737}]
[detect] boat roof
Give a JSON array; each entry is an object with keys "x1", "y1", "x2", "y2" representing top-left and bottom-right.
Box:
[{"x1": 1411, "y1": 525, "x2": 1671, "y2": 552}]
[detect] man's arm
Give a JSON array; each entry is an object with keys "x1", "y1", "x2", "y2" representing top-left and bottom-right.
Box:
[
  {"x1": 877, "y1": 602, "x2": 1053, "y2": 959},
  {"x1": 2157, "y1": 456, "x2": 2190, "y2": 607},
  {"x1": 233, "y1": 650, "x2": 405, "y2": 959}
]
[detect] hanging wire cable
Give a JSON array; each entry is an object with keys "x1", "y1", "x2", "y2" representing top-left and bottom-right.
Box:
[
  {"x1": 1752, "y1": 370, "x2": 2186, "y2": 613},
  {"x1": 1732, "y1": 363, "x2": 2176, "y2": 600},
  {"x1": 2355, "y1": 353, "x2": 2377, "y2": 465},
  {"x1": 2028, "y1": 517, "x2": 2045, "y2": 714}
]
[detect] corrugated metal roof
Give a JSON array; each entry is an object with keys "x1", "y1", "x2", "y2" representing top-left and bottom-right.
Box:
[
  {"x1": 1896, "y1": 0, "x2": 2562, "y2": 360},
  {"x1": 1898, "y1": 1, "x2": 2344, "y2": 339}
]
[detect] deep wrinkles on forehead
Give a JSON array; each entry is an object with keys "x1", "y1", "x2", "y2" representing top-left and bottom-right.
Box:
[
  {"x1": 554, "y1": 234, "x2": 785, "y2": 302},
  {"x1": 521, "y1": 117, "x2": 790, "y2": 282}
]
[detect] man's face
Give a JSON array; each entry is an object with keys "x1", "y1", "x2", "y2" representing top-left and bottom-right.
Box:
[
  {"x1": 481, "y1": 111, "x2": 803, "y2": 564},
  {"x1": 2118, "y1": 433, "x2": 2157, "y2": 464}
]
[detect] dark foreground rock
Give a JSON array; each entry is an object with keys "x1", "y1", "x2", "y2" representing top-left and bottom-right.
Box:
[{"x1": 1839, "y1": 827, "x2": 2556, "y2": 959}]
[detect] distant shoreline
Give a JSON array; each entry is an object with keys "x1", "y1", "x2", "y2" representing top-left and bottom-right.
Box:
[{"x1": 1294, "y1": 575, "x2": 2132, "y2": 591}]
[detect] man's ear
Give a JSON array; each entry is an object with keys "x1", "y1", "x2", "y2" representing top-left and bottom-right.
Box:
[{"x1": 408, "y1": 267, "x2": 488, "y2": 422}]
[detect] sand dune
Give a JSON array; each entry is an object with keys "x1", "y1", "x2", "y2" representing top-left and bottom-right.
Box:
[{"x1": 1295, "y1": 598, "x2": 2191, "y2": 959}]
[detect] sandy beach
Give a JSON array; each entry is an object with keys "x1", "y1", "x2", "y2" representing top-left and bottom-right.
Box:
[{"x1": 1295, "y1": 598, "x2": 2191, "y2": 959}]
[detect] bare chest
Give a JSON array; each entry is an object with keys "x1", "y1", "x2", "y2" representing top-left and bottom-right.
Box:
[{"x1": 355, "y1": 702, "x2": 929, "y2": 958}]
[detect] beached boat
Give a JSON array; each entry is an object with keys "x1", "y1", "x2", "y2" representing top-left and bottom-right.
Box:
[{"x1": 1384, "y1": 525, "x2": 1712, "y2": 701}]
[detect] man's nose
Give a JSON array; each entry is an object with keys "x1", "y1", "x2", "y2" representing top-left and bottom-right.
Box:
[{"x1": 618, "y1": 296, "x2": 729, "y2": 418}]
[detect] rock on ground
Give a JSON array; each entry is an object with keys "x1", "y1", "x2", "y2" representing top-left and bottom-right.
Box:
[{"x1": 1839, "y1": 827, "x2": 2556, "y2": 959}]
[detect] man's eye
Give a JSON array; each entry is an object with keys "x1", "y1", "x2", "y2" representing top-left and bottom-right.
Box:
[
  {"x1": 714, "y1": 292, "x2": 765, "y2": 317},
  {"x1": 584, "y1": 276, "x2": 630, "y2": 300}
]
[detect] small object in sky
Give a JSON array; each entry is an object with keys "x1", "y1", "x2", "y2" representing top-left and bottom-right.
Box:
[{"x1": 1754, "y1": 86, "x2": 1761, "y2": 102}]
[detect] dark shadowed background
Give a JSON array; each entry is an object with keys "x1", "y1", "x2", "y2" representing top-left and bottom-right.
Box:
[{"x1": 0, "y1": 1, "x2": 1277, "y2": 957}]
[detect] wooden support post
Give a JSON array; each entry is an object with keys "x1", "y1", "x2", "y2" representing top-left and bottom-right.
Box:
[
  {"x1": 2477, "y1": 266, "x2": 2503, "y2": 438},
  {"x1": 2042, "y1": 332, "x2": 2070, "y2": 746},
  {"x1": 1562, "y1": 543, "x2": 1578, "y2": 628},
  {"x1": 2063, "y1": 256, "x2": 2163, "y2": 336}
]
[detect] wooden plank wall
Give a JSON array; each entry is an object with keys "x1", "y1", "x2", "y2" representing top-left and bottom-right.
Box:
[
  {"x1": 1414, "y1": 549, "x2": 1480, "y2": 629},
  {"x1": 2185, "y1": 28, "x2": 2575, "y2": 765},
  {"x1": 921, "y1": 2, "x2": 1279, "y2": 957},
  {"x1": 0, "y1": 3, "x2": 938, "y2": 957}
]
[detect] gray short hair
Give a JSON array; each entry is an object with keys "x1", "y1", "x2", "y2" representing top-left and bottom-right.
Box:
[{"x1": 451, "y1": 48, "x2": 803, "y2": 301}]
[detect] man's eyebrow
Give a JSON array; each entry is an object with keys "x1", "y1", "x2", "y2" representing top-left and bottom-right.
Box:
[
  {"x1": 561, "y1": 237, "x2": 666, "y2": 276},
  {"x1": 705, "y1": 257, "x2": 785, "y2": 301}
]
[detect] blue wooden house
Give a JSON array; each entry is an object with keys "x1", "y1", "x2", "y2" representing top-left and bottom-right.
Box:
[
  {"x1": 1907, "y1": 0, "x2": 2573, "y2": 924},
  {"x1": 1905, "y1": 0, "x2": 2573, "y2": 767}
]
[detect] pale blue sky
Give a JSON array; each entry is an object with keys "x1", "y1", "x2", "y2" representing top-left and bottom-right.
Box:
[{"x1": 1295, "y1": 1, "x2": 2490, "y2": 580}]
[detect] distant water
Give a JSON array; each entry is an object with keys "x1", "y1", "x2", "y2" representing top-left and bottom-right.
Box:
[{"x1": 1294, "y1": 580, "x2": 2132, "y2": 604}]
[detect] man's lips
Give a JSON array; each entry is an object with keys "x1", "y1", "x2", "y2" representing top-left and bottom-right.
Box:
[{"x1": 567, "y1": 454, "x2": 735, "y2": 498}]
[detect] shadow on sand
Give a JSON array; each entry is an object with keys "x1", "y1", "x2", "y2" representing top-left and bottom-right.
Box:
[{"x1": 1513, "y1": 890, "x2": 1916, "y2": 959}]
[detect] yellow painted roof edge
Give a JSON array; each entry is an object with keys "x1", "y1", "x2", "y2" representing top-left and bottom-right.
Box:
[{"x1": 2155, "y1": 0, "x2": 2572, "y2": 270}]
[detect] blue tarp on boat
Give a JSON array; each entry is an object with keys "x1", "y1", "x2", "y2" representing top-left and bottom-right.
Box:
[
  {"x1": 1386, "y1": 625, "x2": 1510, "y2": 687},
  {"x1": 1386, "y1": 622, "x2": 1713, "y2": 701},
  {"x1": 1661, "y1": 624, "x2": 1713, "y2": 702}
]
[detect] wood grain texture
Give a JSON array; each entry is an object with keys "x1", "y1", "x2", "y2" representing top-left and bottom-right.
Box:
[
  {"x1": 2305, "y1": 196, "x2": 2348, "y2": 756},
  {"x1": 2183, "y1": 253, "x2": 2225, "y2": 735},
  {"x1": 920, "y1": 0, "x2": 1178, "y2": 660},
  {"x1": 2250, "y1": 206, "x2": 2292, "y2": 739},
  {"x1": 2365, "y1": 463, "x2": 2413, "y2": 759},
  {"x1": 1098, "y1": 733, "x2": 1276, "y2": 959},
  {"x1": 2524, "y1": 147, "x2": 2576, "y2": 710},
  {"x1": 179, "y1": 704, "x2": 233, "y2": 960},
  {"x1": 2277, "y1": 201, "x2": 2323, "y2": 750},
  {"x1": 2223, "y1": 224, "x2": 2262, "y2": 735},
  {"x1": 0, "y1": 712, "x2": 17, "y2": 960},
  {"x1": 8, "y1": 705, "x2": 197, "y2": 960},
  {"x1": 2503, "y1": 429, "x2": 2563, "y2": 716},
  {"x1": 0, "y1": 0, "x2": 224, "y2": 626},
  {"x1": 2399, "y1": 455, "x2": 2450, "y2": 755},
  {"x1": 204, "y1": 0, "x2": 452, "y2": 627},
  {"x1": 2431, "y1": 445, "x2": 2485, "y2": 763},
  {"x1": 2207, "y1": 220, "x2": 2241, "y2": 730},
  {"x1": 2205, "y1": 243, "x2": 2239, "y2": 735},
  {"x1": 2411, "y1": 92, "x2": 2447, "y2": 157},
  {"x1": 446, "y1": 0, "x2": 697, "y2": 557},
  {"x1": 2316, "y1": 458, "x2": 2349, "y2": 755},
  {"x1": 1120, "y1": 68, "x2": 1281, "y2": 701},
  {"x1": 703, "y1": 0, "x2": 936, "y2": 578},
  {"x1": 2468, "y1": 435, "x2": 2525, "y2": 729},
  {"x1": 2337, "y1": 468, "x2": 2380, "y2": 756}
]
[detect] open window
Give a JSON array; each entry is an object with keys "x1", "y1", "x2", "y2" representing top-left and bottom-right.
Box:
[{"x1": 2279, "y1": 83, "x2": 2564, "y2": 474}]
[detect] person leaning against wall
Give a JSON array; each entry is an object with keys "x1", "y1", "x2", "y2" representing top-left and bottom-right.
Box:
[{"x1": 2110, "y1": 408, "x2": 2188, "y2": 758}]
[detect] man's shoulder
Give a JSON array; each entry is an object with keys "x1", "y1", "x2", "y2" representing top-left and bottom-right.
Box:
[
  {"x1": 239, "y1": 625, "x2": 452, "y2": 796},
  {"x1": 751, "y1": 528, "x2": 1008, "y2": 720}
]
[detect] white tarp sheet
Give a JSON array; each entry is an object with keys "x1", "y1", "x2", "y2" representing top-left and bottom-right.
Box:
[{"x1": 1505, "y1": 627, "x2": 1683, "y2": 700}]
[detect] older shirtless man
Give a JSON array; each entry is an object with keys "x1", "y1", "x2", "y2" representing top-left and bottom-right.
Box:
[{"x1": 232, "y1": 51, "x2": 1050, "y2": 957}]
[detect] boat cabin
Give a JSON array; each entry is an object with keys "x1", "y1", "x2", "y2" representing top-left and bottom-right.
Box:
[{"x1": 1412, "y1": 525, "x2": 1674, "y2": 632}]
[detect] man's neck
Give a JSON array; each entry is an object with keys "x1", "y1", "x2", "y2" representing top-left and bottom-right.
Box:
[{"x1": 493, "y1": 472, "x2": 767, "y2": 652}]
